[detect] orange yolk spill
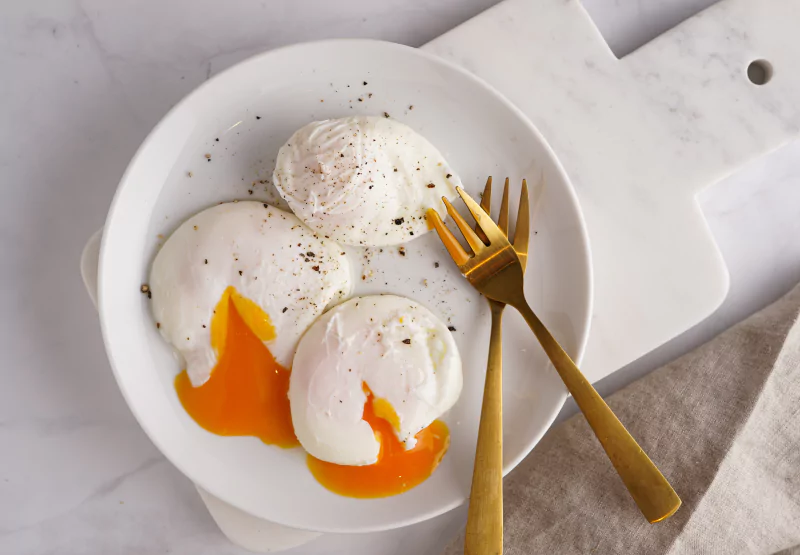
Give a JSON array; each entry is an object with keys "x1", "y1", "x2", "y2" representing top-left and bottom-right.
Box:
[
  {"x1": 174, "y1": 287, "x2": 447, "y2": 497},
  {"x1": 306, "y1": 385, "x2": 450, "y2": 498},
  {"x1": 174, "y1": 286, "x2": 298, "y2": 448}
]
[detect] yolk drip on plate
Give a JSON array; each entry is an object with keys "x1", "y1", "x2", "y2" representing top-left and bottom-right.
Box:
[
  {"x1": 306, "y1": 385, "x2": 450, "y2": 498},
  {"x1": 175, "y1": 286, "x2": 298, "y2": 448},
  {"x1": 173, "y1": 287, "x2": 447, "y2": 496}
]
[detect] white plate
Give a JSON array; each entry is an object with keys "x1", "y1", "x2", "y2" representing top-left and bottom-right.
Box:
[{"x1": 97, "y1": 40, "x2": 592, "y2": 533}]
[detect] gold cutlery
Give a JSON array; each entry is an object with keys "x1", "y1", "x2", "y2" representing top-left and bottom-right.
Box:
[{"x1": 429, "y1": 181, "x2": 681, "y2": 553}]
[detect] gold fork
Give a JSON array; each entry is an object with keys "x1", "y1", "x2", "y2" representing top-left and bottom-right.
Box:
[
  {"x1": 429, "y1": 182, "x2": 681, "y2": 540},
  {"x1": 455, "y1": 177, "x2": 527, "y2": 555}
]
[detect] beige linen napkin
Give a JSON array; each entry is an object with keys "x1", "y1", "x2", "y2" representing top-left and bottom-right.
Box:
[{"x1": 445, "y1": 283, "x2": 800, "y2": 555}]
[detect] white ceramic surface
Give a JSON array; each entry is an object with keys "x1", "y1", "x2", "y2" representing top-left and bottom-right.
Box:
[
  {"x1": 95, "y1": 40, "x2": 591, "y2": 533},
  {"x1": 5, "y1": 1, "x2": 800, "y2": 554},
  {"x1": 425, "y1": 0, "x2": 800, "y2": 383}
]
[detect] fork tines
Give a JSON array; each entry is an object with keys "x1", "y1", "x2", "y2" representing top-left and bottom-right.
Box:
[{"x1": 428, "y1": 178, "x2": 529, "y2": 267}]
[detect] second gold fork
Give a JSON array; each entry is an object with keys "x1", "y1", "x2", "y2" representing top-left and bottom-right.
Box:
[{"x1": 429, "y1": 181, "x2": 681, "y2": 536}]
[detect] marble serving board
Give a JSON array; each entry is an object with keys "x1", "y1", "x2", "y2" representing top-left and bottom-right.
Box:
[
  {"x1": 185, "y1": 0, "x2": 800, "y2": 551},
  {"x1": 424, "y1": 0, "x2": 800, "y2": 383}
]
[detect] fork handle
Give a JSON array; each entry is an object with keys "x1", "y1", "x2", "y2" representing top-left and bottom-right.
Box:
[
  {"x1": 512, "y1": 299, "x2": 681, "y2": 523},
  {"x1": 464, "y1": 301, "x2": 504, "y2": 555}
]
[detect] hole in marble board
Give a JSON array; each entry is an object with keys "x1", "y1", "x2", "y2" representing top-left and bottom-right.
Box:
[{"x1": 747, "y1": 60, "x2": 773, "y2": 86}]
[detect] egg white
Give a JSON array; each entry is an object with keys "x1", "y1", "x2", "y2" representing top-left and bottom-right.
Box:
[
  {"x1": 289, "y1": 294, "x2": 463, "y2": 466},
  {"x1": 273, "y1": 116, "x2": 461, "y2": 247},
  {"x1": 150, "y1": 201, "x2": 353, "y2": 386}
]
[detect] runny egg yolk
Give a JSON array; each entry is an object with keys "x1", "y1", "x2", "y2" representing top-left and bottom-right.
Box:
[
  {"x1": 174, "y1": 286, "x2": 298, "y2": 448},
  {"x1": 306, "y1": 385, "x2": 450, "y2": 498},
  {"x1": 175, "y1": 287, "x2": 448, "y2": 496}
]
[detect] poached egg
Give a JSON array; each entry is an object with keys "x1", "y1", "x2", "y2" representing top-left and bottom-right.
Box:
[
  {"x1": 150, "y1": 201, "x2": 352, "y2": 387},
  {"x1": 289, "y1": 294, "x2": 462, "y2": 467},
  {"x1": 273, "y1": 116, "x2": 461, "y2": 247}
]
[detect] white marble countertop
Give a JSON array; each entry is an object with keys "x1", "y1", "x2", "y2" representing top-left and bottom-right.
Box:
[{"x1": 2, "y1": 0, "x2": 798, "y2": 554}]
